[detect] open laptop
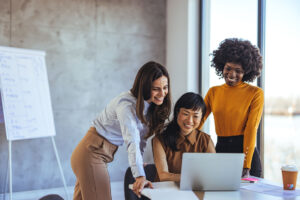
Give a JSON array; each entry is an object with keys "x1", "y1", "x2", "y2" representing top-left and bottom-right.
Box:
[{"x1": 180, "y1": 153, "x2": 244, "y2": 191}]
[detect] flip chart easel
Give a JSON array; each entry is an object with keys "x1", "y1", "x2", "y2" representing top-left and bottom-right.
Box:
[{"x1": 0, "y1": 46, "x2": 69, "y2": 200}]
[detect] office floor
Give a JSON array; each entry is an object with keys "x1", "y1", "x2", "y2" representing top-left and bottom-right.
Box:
[{"x1": 0, "y1": 181, "x2": 124, "y2": 200}]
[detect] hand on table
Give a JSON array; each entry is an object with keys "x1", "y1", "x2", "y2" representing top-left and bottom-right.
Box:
[{"x1": 132, "y1": 176, "x2": 153, "y2": 198}]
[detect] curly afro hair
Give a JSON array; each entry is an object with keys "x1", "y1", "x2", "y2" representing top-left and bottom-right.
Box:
[{"x1": 211, "y1": 38, "x2": 263, "y2": 82}]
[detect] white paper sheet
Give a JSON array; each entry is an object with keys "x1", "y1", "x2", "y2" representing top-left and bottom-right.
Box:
[
  {"x1": 129, "y1": 181, "x2": 199, "y2": 200},
  {"x1": 241, "y1": 182, "x2": 300, "y2": 198}
]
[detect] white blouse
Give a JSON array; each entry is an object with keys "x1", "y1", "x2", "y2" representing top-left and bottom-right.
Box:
[{"x1": 92, "y1": 91, "x2": 150, "y2": 178}]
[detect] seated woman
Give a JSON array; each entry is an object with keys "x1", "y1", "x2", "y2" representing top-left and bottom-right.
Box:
[
  {"x1": 124, "y1": 92, "x2": 215, "y2": 200},
  {"x1": 153, "y1": 92, "x2": 216, "y2": 182}
]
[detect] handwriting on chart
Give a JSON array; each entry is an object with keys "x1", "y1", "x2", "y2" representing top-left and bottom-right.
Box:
[{"x1": 0, "y1": 49, "x2": 55, "y2": 140}]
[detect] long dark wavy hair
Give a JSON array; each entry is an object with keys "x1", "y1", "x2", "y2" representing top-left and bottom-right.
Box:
[
  {"x1": 162, "y1": 92, "x2": 206, "y2": 151},
  {"x1": 130, "y1": 61, "x2": 171, "y2": 138}
]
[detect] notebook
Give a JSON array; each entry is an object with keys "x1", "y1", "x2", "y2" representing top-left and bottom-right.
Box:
[{"x1": 180, "y1": 153, "x2": 244, "y2": 191}]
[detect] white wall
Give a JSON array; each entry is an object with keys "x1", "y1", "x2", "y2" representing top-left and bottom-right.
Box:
[
  {"x1": 166, "y1": 0, "x2": 200, "y2": 102},
  {"x1": 166, "y1": 0, "x2": 212, "y2": 133}
]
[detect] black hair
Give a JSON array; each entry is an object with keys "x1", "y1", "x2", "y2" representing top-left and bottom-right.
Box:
[
  {"x1": 162, "y1": 92, "x2": 206, "y2": 151},
  {"x1": 211, "y1": 38, "x2": 263, "y2": 82}
]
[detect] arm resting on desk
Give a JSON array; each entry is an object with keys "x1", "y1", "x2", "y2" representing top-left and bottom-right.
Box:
[{"x1": 152, "y1": 137, "x2": 181, "y2": 182}]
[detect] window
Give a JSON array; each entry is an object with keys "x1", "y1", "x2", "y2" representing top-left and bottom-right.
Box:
[
  {"x1": 208, "y1": 0, "x2": 258, "y2": 143},
  {"x1": 202, "y1": 0, "x2": 300, "y2": 183},
  {"x1": 264, "y1": 0, "x2": 300, "y2": 185}
]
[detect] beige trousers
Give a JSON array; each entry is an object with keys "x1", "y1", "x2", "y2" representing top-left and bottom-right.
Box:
[{"x1": 71, "y1": 127, "x2": 118, "y2": 200}]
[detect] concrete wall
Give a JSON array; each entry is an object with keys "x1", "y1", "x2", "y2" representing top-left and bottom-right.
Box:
[{"x1": 0, "y1": 0, "x2": 166, "y2": 192}]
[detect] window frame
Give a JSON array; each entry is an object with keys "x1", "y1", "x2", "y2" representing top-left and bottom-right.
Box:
[{"x1": 199, "y1": 0, "x2": 267, "y2": 177}]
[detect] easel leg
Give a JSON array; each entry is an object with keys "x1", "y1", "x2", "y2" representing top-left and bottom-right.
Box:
[
  {"x1": 8, "y1": 140, "x2": 12, "y2": 200},
  {"x1": 51, "y1": 137, "x2": 70, "y2": 200}
]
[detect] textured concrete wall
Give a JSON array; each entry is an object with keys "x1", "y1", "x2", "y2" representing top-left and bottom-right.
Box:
[{"x1": 0, "y1": 0, "x2": 166, "y2": 192}]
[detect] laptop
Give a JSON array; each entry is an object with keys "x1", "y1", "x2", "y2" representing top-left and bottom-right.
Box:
[{"x1": 180, "y1": 153, "x2": 244, "y2": 191}]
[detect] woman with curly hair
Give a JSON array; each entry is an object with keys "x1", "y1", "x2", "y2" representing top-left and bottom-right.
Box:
[{"x1": 199, "y1": 38, "x2": 264, "y2": 178}]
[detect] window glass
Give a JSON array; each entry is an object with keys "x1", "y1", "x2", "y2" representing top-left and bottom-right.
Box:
[
  {"x1": 264, "y1": 0, "x2": 300, "y2": 185},
  {"x1": 209, "y1": 0, "x2": 258, "y2": 143}
]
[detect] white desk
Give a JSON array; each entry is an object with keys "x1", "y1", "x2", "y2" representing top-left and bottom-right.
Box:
[{"x1": 139, "y1": 180, "x2": 300, "y2": 200}]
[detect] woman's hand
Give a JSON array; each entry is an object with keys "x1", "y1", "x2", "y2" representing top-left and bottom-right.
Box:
[
  {"x1": 242, "y1": 168, "x2": 250, "y2": 178},
  {"x1": 132, "y1": 176, "x2": 153, "y2": 198}
]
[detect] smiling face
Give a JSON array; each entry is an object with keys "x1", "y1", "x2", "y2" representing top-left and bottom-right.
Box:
[
  {"x1": 177, "y1": 108, "x2": 202, "y2": 136},
  {"x1": 147, "y1": 75, "x2": 168, "y2": 105},
  {"x1": 223, "y1": 62, "x2": 245, "y2": 86}
]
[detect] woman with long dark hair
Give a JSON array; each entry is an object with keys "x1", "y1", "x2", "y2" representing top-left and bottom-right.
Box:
[{"x1": 71, "y1": 61, "x2": 171, "y2": 200}]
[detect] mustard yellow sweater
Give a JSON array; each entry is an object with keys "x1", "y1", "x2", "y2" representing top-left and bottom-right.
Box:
[{"x1": 200, "y1": 82, "x2": 264, "y2": 168}]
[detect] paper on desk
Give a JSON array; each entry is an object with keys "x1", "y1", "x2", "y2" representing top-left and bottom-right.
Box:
[
  {"x1": 241, "y1": 182, "x2": 300, "y2": 198},
  {"x1": 241, "y1": 182, "x2": 278, "y2": 192},
  {"x1": 264, "y1": 189, "x2": 300, "y2": 198},
  {"x1": 129, "y1": 182, "x2": 198, "y2": 200},
  {"x1": 150, "y1": 190, "x2": 198, "y2": 200}
]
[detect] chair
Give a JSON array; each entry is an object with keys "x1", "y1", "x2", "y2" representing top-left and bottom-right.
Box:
[
  {"x1": 39, "y1": 194, "x2": 64, "y2": 200},
  {"x1": 124, "y1": 164, "x2": 157, "y2": 200}
]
